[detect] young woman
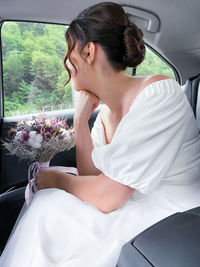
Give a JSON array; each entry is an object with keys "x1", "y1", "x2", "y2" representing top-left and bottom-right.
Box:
[{"x1": 1, "y1": 2, "x2": 200, "y2": 266}]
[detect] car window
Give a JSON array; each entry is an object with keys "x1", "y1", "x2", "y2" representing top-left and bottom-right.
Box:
[
  {"x1": 2, "y1": 21, "x2": 73, "y2": 117},
  {"x1": 136, "y1": 47, "x2": 175, "y2": 79},
  {"x1": 2, "y1": 21, "x2": 175, "y2": 117}
]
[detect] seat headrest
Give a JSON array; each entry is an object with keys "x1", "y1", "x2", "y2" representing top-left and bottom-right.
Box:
[{"x1": 182, "y1": 73, "x2": 200, "y2": 129}]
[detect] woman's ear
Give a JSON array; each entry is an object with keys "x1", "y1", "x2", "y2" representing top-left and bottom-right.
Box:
[{"x1": 83, "y1": 42, "x2": 95, "y2": 64}]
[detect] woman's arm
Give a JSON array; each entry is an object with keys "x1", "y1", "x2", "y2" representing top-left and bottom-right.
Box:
[
  {"x1": 36, "y1": 170, "x2": 135, "y2": 213},
  {"x1": 73, "y1": 90, "x2": 101, "y2": 176},
  {"x1": 74, "y1": 118, "x2": 101, "y2": 176}
]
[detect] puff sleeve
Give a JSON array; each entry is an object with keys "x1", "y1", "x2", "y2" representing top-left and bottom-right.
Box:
[{"x1": 91, "y1": 79, "x2": 193, "y2": 194}]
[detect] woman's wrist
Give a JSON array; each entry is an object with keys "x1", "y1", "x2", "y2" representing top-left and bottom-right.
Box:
[
  {"x1": 56, "y1": 172, "x2": 65, "y2": 190},
  {"x1": 74, "y1": 118, "x2": 90, "y2": 135},
  {"x1": 56, "y1": 172, "x2": 75, "y2": 193},
  {"x1": 57, "y1": 172, "x2": 71, "y2": 192},
  {"x1": 74, "y1": 115, "x2": 89, "y2": 126}
]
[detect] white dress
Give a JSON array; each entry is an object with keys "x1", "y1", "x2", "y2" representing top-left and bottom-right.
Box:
[{"x1": 1, "y1": 78, "x2": 200, "y2": 267}]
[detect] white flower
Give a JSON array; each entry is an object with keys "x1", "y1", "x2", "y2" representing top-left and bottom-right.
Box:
[
  {"x1": 28, "y1": 131, "x2": 43, "y2": 148},
  {"x1": 15, "y1": 131, "x2": 23, "y2": 141},
  {"x1": 35, "y1": 134, "x2": 43, "y2": 144},
  {"x1": 29, "y1": 131, "x2": 37, "y2": 138}
]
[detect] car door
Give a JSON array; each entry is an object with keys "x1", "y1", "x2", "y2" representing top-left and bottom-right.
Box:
[
  {"x1": 0, "y1": 109, "x2": 98, "y2": 253},
  {"x1": 0, "y1": 20, "x2": 100, "y2": 252}
]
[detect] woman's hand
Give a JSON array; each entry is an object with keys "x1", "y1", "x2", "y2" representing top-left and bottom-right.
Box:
[
  {"x1": 35, "y1": 170, "x2": 60, "y2": 190},
  {"x1": 74, "y1": 90, "x2": 100, "y2": 122}
]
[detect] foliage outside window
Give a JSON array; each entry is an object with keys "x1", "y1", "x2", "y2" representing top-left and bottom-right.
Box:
[
  {"x1": 2, "y1": 21, "x2": 175, "y2": 117},
  {"x1": 2, "y1": 22, "x2": 71, "y2": 117},
  {"x1": 136, "y1": 48, "x2": 175, "y2": 78}
]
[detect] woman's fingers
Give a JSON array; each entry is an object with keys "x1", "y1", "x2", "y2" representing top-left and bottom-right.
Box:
[
  {"x1": 35, "y1": 171, "x2": 60, "y2": 190},
  {"x1": 74, "y1": 90, "x2": 100, "y2": 121}
]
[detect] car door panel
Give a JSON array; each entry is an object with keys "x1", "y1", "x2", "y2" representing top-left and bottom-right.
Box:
[{"x1": 0, "y1": 108, "x2": 99, "y2": 251}]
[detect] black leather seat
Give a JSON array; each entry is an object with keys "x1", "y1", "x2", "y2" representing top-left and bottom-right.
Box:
[
  {"x1": 0, "y1": 187, "x2": 25, "y2": 254},
  {"x1": 117, "y1": 207, "x2": 200, "y2": 267},
  {"x1": 117, "y1": 74, "x2": 200, "y2": 267}
]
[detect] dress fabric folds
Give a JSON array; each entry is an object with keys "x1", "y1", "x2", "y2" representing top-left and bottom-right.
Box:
[{"x1": 1, "y1": 78, "x2": 200, "y2": 267}]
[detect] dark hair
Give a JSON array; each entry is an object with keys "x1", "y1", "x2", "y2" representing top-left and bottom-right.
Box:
[{"x1": 64, "y1": 2, "x2": 146, "y2": 84}]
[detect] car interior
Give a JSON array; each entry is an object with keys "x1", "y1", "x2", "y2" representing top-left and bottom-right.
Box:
[{"x1": 0, "y1": 0, "x2": 200, "y2": 266}]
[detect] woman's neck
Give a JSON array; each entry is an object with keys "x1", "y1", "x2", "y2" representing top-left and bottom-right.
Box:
[{"x1": 92, "y1": 70, "x2": 139, "y2": 116}]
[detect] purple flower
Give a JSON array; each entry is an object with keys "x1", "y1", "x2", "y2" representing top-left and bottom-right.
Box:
[
  {"x1": 44, "y1": 132, "x2": 52, "y2": 139},
  {"x1": 32, "y1": 125, "x2": 41, "y2": 133},
  {"x1": 44, "y1": 127, "x2": 53, "y2": 133},
  {"x1": 22, "y1": 131, "x2": 30, "y2": 142}
]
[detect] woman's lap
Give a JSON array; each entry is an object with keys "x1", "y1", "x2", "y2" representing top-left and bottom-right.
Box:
[{"x1": 22, "y1": 188, "x2": 120, "y2": 264}]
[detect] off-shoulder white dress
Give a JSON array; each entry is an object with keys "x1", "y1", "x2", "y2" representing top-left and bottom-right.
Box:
[{"x1": 1, "y1": 78, "x2": 200, "y2": 267}]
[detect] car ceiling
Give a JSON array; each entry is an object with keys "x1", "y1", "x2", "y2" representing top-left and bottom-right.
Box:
[{"x1": 0, "y1": 0, "x2": 200, "y2": 84}]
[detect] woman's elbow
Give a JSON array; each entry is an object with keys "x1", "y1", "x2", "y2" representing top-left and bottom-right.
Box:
[
  {"x1": 97, "y1": 188, "x2": 135, "y2": 214},
  {"x1": 91, "y1": 173, "x2": 135, "y2": 214},
  {"x1": 98, "y1": 204, "x2": 117, "y2": 214},
  {"x1": 98, "y1": 199, "x2": 129, "y2": 214}
]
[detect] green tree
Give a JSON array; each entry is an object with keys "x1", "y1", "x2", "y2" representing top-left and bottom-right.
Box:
[
  {"x1": 52, "y1": 71, "x2": 71, "y2": 103},
  {"x1": 31, "y1": 50, "x2": 63, "y2": 92},
  {"x1": 44, "y1": 24, "x2": 67, "y2": 57},
  {"x1": 3, "y1": 54, "x2": 25, "y2": 96},
  {"x1": 12, "y1": 80, "x2": 31, "y2": 105},
  {"x1": 136, "y1": 48, "x2": 175, "y2": 78},
  {"x1": 4, "y1": 96, "x2": 22, "y2": 116},
  {"x1": 1, "y1": 22, "x2": 24, "y2": 58}
]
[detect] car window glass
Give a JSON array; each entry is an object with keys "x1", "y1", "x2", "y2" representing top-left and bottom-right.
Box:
[
  {"x1": 2, "y1": 21, "x2": 73, "y2": 117},
  {"x1": 2, "y1": 21, "x2": 175, "y2": 117},
  {"x1": 136, "y1": 47, "x2": 175, "y2": 78}
]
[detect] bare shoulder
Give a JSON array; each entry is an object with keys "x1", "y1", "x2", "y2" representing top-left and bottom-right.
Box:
[{"x1": 143, "y1": 74, "x2": 170, "y2": 87}]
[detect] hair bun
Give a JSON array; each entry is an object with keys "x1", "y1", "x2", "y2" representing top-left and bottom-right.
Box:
[{"x1": 123, "y1": 23, "x2": 146, "y2": 68}]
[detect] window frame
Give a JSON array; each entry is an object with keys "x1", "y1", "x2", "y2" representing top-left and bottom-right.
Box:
[{"x1": 0, "y1": 21, "x2": 3, "y2": 119}]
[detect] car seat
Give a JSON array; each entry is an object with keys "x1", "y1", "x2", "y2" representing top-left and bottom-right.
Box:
[
  {"x1": 117, "y1": 74, "x2": 200, "y2": 267},
  {"x1": 182, "y1": 73, "x2": 200, "y2": 129}
]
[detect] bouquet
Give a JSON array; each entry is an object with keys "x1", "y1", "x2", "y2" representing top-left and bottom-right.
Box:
[{"x1": 2, "y1": 114, "x2": 77, "y2": 206}]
